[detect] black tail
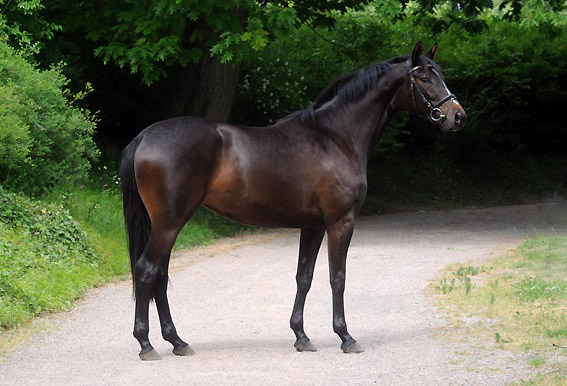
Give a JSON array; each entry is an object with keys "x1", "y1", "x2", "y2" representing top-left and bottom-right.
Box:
[{"x1": 120, "y1": 134, "x2": 150, "y2": 292}]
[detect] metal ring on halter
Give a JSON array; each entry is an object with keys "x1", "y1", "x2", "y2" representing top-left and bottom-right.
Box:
[{"x1": 430, "y1": 107, "x2": 445, "y2": 122}]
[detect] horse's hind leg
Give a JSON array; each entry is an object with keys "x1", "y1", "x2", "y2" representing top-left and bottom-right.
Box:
[
  {"x1": 134, "y1": 211, "x2": 202, "y2": 360},
  {"x1": 134, "y1": 186, "x2": 206, "y2": 360},
  {"x1": 133, "y1": 226, "x2": 181, "y2": 360},
  {"x1": 153, "y1": 253, "x2": 195, "y2": 357},
  {"x1": 290, "y1": 228, "x2": 325, "y2": 352}
]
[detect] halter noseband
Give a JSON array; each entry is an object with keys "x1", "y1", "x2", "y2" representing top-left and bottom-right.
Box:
[{"x1": 406, "y1": 59, "x2": 457, "y2": 122}]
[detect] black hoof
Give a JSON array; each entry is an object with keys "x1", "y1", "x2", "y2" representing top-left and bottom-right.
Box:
[
  {"x1": 294, "y1": 339, "x2": 317, "y2": 352},
  {"x1": 341, "y1": 341, "x2": 364, "y2": 354},
  {"x1": 139, "y1": 348, "x2": 161, "y2": 361},
  {"x1": 173, "y1": 343, "x2": 195, "y2": 356}
]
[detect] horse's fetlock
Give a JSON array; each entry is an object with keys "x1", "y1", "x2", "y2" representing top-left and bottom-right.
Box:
[
  {"x1": 290, "y1": 316, "x2": 303, "y2": 332},
  {"x1": 333, "y1": 320, "x2": 348, "y2": 336},
  {"x1": 161, "y1": 325, "x2": 178, "y2": 341}
]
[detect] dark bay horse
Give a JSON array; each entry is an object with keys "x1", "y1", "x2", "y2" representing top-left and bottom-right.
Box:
[{"x1": 120, "y1": 42, "x2": 466, "y2": 360}]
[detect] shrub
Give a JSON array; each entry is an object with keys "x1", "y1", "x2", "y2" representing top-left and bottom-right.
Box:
[
  {"x1": 0, "y1": 38, "x2": 99, "y2": 195},
  {"x1": 0, "y1": 186, "x2": 100, "y2": 329}
]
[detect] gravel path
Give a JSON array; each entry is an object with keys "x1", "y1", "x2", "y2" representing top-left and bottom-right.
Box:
[{"x1": 1, "y1": 203, "x2": 565, "y2": 385}]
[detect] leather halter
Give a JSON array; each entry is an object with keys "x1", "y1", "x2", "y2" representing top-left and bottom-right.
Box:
[{"x1": 406, "y1": 59, "x2": 458, "y2": 122}]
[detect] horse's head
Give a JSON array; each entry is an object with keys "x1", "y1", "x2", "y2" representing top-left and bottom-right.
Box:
[{"x1": 398, "y1": 41, "x2": 466, "y2": 132}]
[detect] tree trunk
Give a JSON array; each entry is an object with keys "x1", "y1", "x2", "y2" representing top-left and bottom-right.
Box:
[
  {"x1": 192, "y1": 55, "x2": 241, "y2": 122},
  {"x1": 167, "y1": 10, "x2": 245, "y2": 123},
  {"x1": 167, "y1": 56, "x2": 240, "y2": 123}
]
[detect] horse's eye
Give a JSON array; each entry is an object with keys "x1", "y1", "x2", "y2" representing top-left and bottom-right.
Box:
[{"x1": 421, "y1": 77, "x2": 429, "y2": 83}]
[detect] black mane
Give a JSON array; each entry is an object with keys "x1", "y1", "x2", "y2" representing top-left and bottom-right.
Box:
[{"x1": 282, "y1": 55, "x2": 410, "y2": 123}]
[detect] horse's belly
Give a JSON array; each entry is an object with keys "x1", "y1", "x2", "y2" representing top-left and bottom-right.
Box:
[{"x1": 202, "y1": 188, "x2": 322, "y2": 228}]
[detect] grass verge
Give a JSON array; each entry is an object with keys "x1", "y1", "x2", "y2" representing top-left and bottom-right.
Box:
[
  {"x1": 432, "y1": 236, "x2": 567, "y2": 385},
  {"x1": 0, "y1": 187, "x2": 101, "y2": 332}
]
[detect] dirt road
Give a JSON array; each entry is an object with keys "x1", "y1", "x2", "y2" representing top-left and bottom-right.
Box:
[{"x1": 1, "y1": 203, "x2": 565, "y2": 385}]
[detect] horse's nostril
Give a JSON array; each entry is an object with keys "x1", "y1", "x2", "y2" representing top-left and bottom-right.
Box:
[{"x1": 455, "y1": 111, "x2": 465, "y2": 126}]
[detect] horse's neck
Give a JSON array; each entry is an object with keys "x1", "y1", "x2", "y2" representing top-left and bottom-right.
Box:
[{"x1": 315, "y1": 66, "x2": 406, "y2": 160}]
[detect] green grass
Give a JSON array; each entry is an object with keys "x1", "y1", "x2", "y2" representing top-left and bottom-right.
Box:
[
  {"x1": 520, "y1": 236, "x2": 567, "y2": 264},
  {"x1": 51, "y1": 186, "x2": 129, "y2": 278},
  {"x1": 0, "y1": 187, "x2": 101, "y2": 330},
  {"x1": 434, "y1": 236, "x2": 567, "y2": 385},
  {"x1": 528, "y1": 357, "x2": 546, "y2": 368}
]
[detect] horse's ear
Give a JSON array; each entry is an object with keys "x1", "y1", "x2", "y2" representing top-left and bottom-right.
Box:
[
  {"x1": 426, "y1": 42, "x2": 438, "y2": 60},
  {"x1": 411, "y1": 41, "x2": 423, "y2": 66}
]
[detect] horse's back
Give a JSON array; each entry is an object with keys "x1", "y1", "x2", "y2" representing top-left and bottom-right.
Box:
[{"x1": 137, "y1": 116, "x2": 220, "y2": 155}]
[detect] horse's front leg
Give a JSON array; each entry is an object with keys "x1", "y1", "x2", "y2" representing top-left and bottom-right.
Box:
[
  {"x1": 327, "y1": 213, "x2": 364, "y2": 353},
  {"x1": 290, "y1": 228, "x2": 325, "y2": 352}
]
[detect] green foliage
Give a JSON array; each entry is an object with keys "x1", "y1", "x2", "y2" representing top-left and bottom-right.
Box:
[
  {"x1": 0, "y1": 38, "x2": 99, "y2": 194},
  {"x1": 36, "y1": 0, "x2": 371, "y2": 85},
  {"x1": 237, "y1": 55, "x2": 311, "y2": 125},
  {"x1": 546, "y1": 328, "x2": 567, "y2": 339},
  {"x1": 438, "y1": 13, "x2": 567, "y2": 155},
  {"x1": 0, "y1": 186, "x2": 100, "y2": 329},
  {"x1": 0, "y1": 85, "x2": 31, "y2": 167},
  {"x1": 0, "y1": 0, "x2": 63, "y2": 56},
  {"x1": 527, "y1": 357, "x2": 546, "y2": 368}
]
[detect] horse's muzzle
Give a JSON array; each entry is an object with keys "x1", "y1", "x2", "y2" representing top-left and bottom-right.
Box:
[{"x1": 440, "y1": 102, "x2": 466, "y2": 132}]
